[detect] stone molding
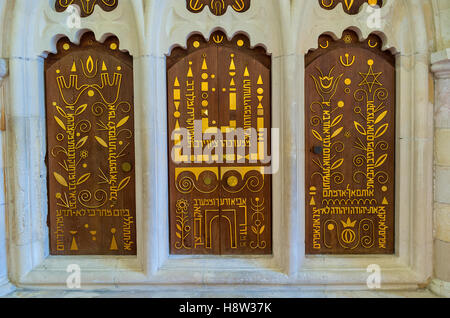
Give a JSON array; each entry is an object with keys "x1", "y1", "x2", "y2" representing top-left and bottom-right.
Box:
[
  {"x1": 431, "y1": 49, "x2": 450, "y2": 79},
  {"x1": 429, "y1": 278, "x2": 450, "y2": 298}
]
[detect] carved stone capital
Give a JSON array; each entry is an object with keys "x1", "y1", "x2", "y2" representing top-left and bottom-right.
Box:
[
  {"x1": 431, "y1": 49, "x2": 450, "y2": 79},
  {"x1": 0, "y1": 59, "x2": 8, "y2": 81}
]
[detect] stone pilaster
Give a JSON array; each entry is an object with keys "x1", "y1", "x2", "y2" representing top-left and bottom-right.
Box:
[
  {"x1": 431, "y1": 49, "x2": 450, "y2": 297},
  {"x1": 0, "y1": 58, "x2": 14, "y2": 296}
]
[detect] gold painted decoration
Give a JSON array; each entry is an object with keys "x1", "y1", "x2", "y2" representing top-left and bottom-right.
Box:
[
  {"x1": 186, "y1": 0, "x2": 251, "y2": 16},
  {"x1": 167, "y1": 31, "x2": 272, "y2": 255},
  {"x1": 45, "y1": 32, "x2": 136, "y2": 255},
  {"x1": 55, "y1": 0, "x2": 119, "y2": 17},
  {"x1": 305, "y1": 30, "x2": 395, "y2": 254},
  {"x1": 319, "y1": 0, "x2": 383, "y2": 15}
]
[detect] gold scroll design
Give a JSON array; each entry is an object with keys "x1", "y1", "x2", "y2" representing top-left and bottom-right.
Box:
[
  {"x1": 56, "y1": 0, "x2": 118, "y2": 17},
  {"x1": 250, "y1": 197, "x2": 266, "y2": 249},
  {"x1": 352, "y1": 59, "x2": 389, "y2": 186},
  {"x1": 323, "y1": 217, "x2": 375, "y2": 249},
  {"x1": 53, "y1": 56, "x2": 130, "y2": 210},
  {"x1": 310, "y1": 67, "x2": 345, "y2": 186},
  {"x1": 174, "y1": 199, "x2": 192, "y2": 250},
  {"x1": 92, "y1": 99, "x2": 133, "y2": 209},
  {"x1": 52, "y1": 101, "x2": 92, "y2": 209},
  {"x1": 175, "y1": 167, "x2": 219, "y2": 194},
  {"x1": 188, "y1": 0, "x2": 250, "y2": 16},
  {"x1": 56, "y1": 56, "x2": 123, "y2": 107},
  {"x1": 319, "y1": 0, "x2": 381, "y2": 15},
  {"x1": 205, "y1": 209, "x2": 238, "y2": 249},
  {"x1": 90, "y1": 60, "x2": 132, "y2": 209},
  {"x1": 220, "y1": 167, "x2": 265, "y2": 194}
]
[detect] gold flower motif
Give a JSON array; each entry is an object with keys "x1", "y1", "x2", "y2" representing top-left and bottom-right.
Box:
[{"x1": 176, "y1": 199, "x2": 189, "y2": 212}]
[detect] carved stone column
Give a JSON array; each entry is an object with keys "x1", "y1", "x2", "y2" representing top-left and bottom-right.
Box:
[
  {"x1": 0, "y1": 58, "x2": 14, "y2": 296},
  {"x1": 430, "y1": 49, "x2": 450, "y2": 297}
]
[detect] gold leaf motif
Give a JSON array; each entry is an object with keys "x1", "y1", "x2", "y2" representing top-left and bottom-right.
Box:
[
  {"x1": 55, "y1": 106, "x2": 67, "y2": 118},
  {"x1": 75, "y1": 104, "x2": 88, "y2": 116},
  {"x1": 95, "y1": 136, "x2": 108, "y2": 148},
  {"x1": 375, "y1": 123, "x2": 389, "y2": 139},
  {"x1": 312, "y1": 129, "x2": 323, "y2": 141},
  {"x1": 76, "y1": 173, "x2": 91, "y2": 185},
  {"x1": 75, "y1": 136, "x2": 88, "y2": 149},
  {"x1": 331, "y1": 158, "x2": 344, "y2": 170},
  {"x1": 54, "y1": 116, "x2": 66, "y2": 131},
  {"x1": 53, "y1": 172, "x2": 68, "y2": 187},
  {"x1": 354, "y1": 121, "x2": 367, "y2": 136},
  {"x1": 374, "y1": 111, "x2": 388, "y2": 124},
  {"x1": 331, "y1": 127, "x2": 343, "y2": 139},
  {"x1": 259, "y1": 225, "x2": 265, "y2": 235},
  {"x1": 176, "y1": 224, "x2": 182, "y2": 232},
  {"x1": 86, "y1": 56, "x2": 94, "y2": 74},
  {"x1": 331, "y1": 114, "x2": 343, "y2": 127},
  {"x1": 375, "y1": 154, "x2": 388, "y2": 168},
  {"x1": 176, "y1": 232, "x2": 182, "y2": 239},
  {"x1": 117, "y1": 176, "x2": 131, "y2": 192},
  {"x1": 116, "y1": 116, "x2": 130, "y2": 128},
  {"x1": 252, "y1": 226, "x2": 258, "y2": 234}
]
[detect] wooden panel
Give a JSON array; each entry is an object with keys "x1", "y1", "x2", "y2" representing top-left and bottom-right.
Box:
[
  {"x1": 55, "y1": 0, "x2": 119, "y2": 17},
  {"x1": 305, "y1": 30, "x2": 395, "y2": 254},
  {"x1": 318, "y1": 0, "x2": 383, "y2": 15},
  {"x1": 186, "y1": 0, "x2": 251, "y2": 16},
  {"x1": 167, "y1": 31, "x2": 272, "y2": 255},
  {"x1": 45, "y1": 32, "x2": 136, "y2": 255}
]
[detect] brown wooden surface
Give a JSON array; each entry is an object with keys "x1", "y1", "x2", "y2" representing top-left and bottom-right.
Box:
[
  {"x1": 305, "y1": 30, "x2": 395, "y2": 254},
  {"x1": 167, "y1": 31, "x2": 272, "y2": 255},
  {"x1": 55, "y1": 0, "x2": 119, "y2": 17},
  {"x1": 318, "y1": 0, "x2": 383, "y2": 15},
  {"x1": 186, "y1": 0, "x2": 251, "y2": 16},
  {"x1": 45, "y1": 32, "x2": 136, "y2": 255}
]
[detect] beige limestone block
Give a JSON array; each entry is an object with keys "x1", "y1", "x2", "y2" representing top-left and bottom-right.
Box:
[
  {"x1": 435, "y1": 203, "x2": 450, "y2": 242},
  {"x1": 435, "y1": 129, "x2": 450, "y2": 165},
  {"x1": 435, "y1": 166, "x2": 450, "y2": 204},
  {"x1": 435, "y1": 239, "x2": 450, "y2": 282}
]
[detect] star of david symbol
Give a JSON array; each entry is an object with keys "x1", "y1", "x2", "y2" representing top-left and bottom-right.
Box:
[{"x1": 358, "y1": 59, "x2": 383, "y2": 93}]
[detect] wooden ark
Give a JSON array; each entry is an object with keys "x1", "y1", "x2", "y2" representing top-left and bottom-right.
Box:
[
  {"x1": 45, "y1": 32, "x2": 137, "y2": 255},
  {"x1": 167, "y1": 31, "x2": 272, "y2": 255},
  {"x1": 305, "y1": 30, "x2": 396, "y2": 254}
]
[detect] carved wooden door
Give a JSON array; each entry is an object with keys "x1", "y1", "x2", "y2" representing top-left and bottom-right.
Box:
[
  {"x1": 46, "y1": 33, "x2": 137, "y2": 255},
  {"x1": 305, "y1": 30, "x2": 395, "y2": 254},
  {"x1": 167, "y1": 31, "x2": 272, "y2": 255}
]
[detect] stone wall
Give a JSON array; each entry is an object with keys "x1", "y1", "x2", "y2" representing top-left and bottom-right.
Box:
[
  {"x1": 0, "y1": 0, "x2": 445, "y2": 296},
  {"x1": 431, "y1": 0, "x2": 450, "y2": 294}
]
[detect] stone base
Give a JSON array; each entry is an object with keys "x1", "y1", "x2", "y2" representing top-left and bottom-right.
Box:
[
  {"x1": 2, "y1": 287, "x2": 438, "y2": 298},
  {"x1": 429, "y1": 279, "x2": 450, "y2": 297},
  {"x1": 0, "y1": 280, "x2": 15, "y2": 297}
]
